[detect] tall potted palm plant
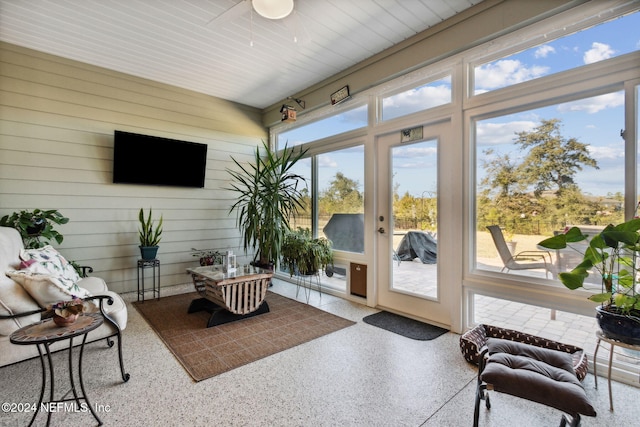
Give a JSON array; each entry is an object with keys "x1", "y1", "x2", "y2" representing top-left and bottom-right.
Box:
[{"x1": 227, "y1": 141, "x2": 307, "y2": 269}]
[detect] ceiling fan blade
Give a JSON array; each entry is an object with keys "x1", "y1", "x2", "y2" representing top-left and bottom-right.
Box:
[{"x1": 206, "y1": 0, "x2": 251, "y2": 27}]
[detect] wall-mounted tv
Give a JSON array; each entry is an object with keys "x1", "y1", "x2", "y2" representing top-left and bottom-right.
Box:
[{"x1": 113, "y1": 131, "x2": 208, "y2": 188}]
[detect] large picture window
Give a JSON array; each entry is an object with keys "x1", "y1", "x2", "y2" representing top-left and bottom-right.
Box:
[
  {"x1": 318, "y1": 146, "x2": 365, "y2": 253},
  {"x1": 475, "y1": 90, "x2": 625, "y2": 281},
  {"x1": 284, "y1": 144, "x2": 365, "y2": 292}
]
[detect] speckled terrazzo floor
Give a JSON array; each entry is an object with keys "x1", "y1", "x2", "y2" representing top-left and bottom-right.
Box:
[{"x1": 1, "y1": 279, "x2": 639, "y2": 426}]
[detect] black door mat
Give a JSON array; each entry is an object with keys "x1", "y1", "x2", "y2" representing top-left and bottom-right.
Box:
[{"x1": 362, "y1": 311, "x2": 448, "y2": 340}]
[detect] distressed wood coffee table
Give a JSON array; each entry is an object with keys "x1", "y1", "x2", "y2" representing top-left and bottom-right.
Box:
[{"x1": 186, "y1": 265, "x2": 273, "y2": 327}]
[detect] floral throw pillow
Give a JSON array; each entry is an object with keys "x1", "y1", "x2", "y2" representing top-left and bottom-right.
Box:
[
  {"x1": 6, "y1": 270, "x2": 89, "y2": 307},
  {"x1": 5, "y1": 246, "x2": 88, "y2": 307},
  {"x1": 19, "y1": 246, "x2": 80, "y2": 283}
]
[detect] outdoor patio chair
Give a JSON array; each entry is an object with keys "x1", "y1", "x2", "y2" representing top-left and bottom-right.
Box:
[{"x1": 486, "y1": 225, "x2": 554, "y2": 279}]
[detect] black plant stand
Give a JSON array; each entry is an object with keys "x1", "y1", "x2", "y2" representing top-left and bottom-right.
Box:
[
  {"x1": 137, "y1": 258, "x2": 160, "y2": 302},
  {"x1": 296, "y1": 272, "x2": 321, "y2": 303}
]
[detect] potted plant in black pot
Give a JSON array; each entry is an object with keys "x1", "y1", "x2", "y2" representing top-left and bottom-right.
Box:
[
  {"x1": 138, "y1": 208, "x2": 163, "y2": 260},
  {"x1": 227, "y1": 141, "x2": 307, "y2": 270},
  {"x1": 0, "y1": 209, "x2": 69, "y2": 248},
  {"x1": 281, "y1": 228, "x2": 333, "y2": 277},
  {"x1": 538, "y1": 218, "x2": 640, "y2": 345}
]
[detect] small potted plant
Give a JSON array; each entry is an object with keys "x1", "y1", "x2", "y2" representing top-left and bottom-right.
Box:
[
  {"x1": 49, "y1": 296, "x2": 86, "y2": 326},
  {"x1": 281, "y1": 228, "x2": 333, "y2": 276},
  {"x1": 538, "y1": 218, "x2": 640, "y2": 345},
  {"x1": 0, "y1": 209, "x2": 69, "y2": 248},
  {"x1": 191, "y1": 248, "x2": 222, "y2": 266},
  {"x1": 138, "y1": 208, "x2": 163, "y2": 260}
]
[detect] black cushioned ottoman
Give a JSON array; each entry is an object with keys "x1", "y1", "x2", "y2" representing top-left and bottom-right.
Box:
[
  {"x1": 460, "y1": 323, "x2": 588, "y2": 381},
  {"x1": 464, "y1": 326, "x2": 596, "y2": 427}
]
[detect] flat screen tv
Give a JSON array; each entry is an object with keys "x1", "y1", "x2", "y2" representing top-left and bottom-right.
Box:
[{"x1": 113, "y1": 131, "x2": 207, "y2": 188}]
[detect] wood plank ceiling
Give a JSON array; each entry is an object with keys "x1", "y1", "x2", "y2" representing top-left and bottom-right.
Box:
[{"x1": 0, "y1": 0, "x2": 483, "y2": 109}]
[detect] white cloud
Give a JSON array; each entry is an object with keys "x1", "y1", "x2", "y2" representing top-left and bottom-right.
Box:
[
  {"x1": 385, "y1": 84, "x2": 451, "y2": 109},
  {"x1": 588, "y1": 144, "x2": 623, "y2": 161},
  {"x1": 394, "y1": 146, "x2": 438, "y2": 158},
  {"x1": 534, "y1": 44, "x2": 555, "y2": 58},
  {"x1": 557, "y1": 92, "x2": 624, "y2": 114},
  {"x1": 583, "y1": 42, "x2": 615, "y2": 64},
  {"x1": 476, "y1": 120, "x2": 537, "y2": 145},
  {"x1": 395, "y1": 160, "x2": 430, "y2": 169},
  {"x1": 317, "y1": 154, "x2": 337, "y2": 168},
  {"x1": 475, "y1": 59, "x2": 550, "y2": 90},
  {"x1": 382, "y1": 145, "x2": 438, "y2": 170}
]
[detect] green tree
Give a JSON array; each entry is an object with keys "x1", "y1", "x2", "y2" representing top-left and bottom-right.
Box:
[
  {"x1": 394, "y1": 192, "x2": 417, "y2": 228},
  {"x1": 480, "y1": 149, "x2": 523, "y2": 198},
  {"x1": 478, "y1": 118, "x2": 602, "y2": 234},
  {"x1": 515, "y1": 118, "x2": 598, "y2": 196},
  {"x1": 478, "y1": 149, "x2": 531, "y2": 235},
  {"x1": 318, "y1": 172, "x2": 363, "y2": 216}
]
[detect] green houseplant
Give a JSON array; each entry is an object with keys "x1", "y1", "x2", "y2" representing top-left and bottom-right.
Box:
[
  {"x1": 227, "y1": 141, "x2": 307, "y2": 269},
  {"x1": 538, "y1": 218, "x2": 640, "y2": 344},
  {"x1": 0, "y1": 209, "x2": 69, "y2": 248},
  {"x1": 191, "y1": 248, "x2": 222, "y2": 266},
  {"x1": 281, "y1": 228, "x2": 333, "y2": 276},
  {"x1": 138, "y1": 208, "x2": 163, "y2": 260}
]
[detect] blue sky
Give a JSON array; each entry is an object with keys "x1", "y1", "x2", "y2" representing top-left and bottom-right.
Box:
[
  {"x1": 477, "y1": 90, "x2": 626, "y2": 198},
  {"x1": 283, "y1": 11, "x2": 639, "y2": 199},
  {"x1": 475, "y1": 11, "x2": 639, "y2": 198}
]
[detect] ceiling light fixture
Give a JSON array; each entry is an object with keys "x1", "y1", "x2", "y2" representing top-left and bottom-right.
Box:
[{"x1": 251, "y1": 0, "x2": 294, "y2": 20}]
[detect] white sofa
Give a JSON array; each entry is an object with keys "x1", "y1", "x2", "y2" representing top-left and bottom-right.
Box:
[{"x1": 0, "y1": 226, "x2": 129, "y2": 381}]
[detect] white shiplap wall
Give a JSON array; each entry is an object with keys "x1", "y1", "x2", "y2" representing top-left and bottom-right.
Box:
[{"x1": 0, "y1": 41, "x2": 267, "y2": 294}]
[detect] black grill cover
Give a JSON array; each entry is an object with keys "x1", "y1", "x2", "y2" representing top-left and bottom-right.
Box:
[
  {"x1": 396, "y1": 231, "x2": 437, "y2": 264},
  {"x1": 322, "y1": 213, "x2": 364, "y2": 253}
]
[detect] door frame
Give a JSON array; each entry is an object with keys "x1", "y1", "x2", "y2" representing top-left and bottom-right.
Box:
[{"x1": 374, "y1": 119, "x2": 460, "y2": 328}]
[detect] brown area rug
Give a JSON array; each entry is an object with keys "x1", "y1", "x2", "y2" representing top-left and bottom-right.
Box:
[{"x1": 133, "y1": 292, "x2": 355, "y2": 382}]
